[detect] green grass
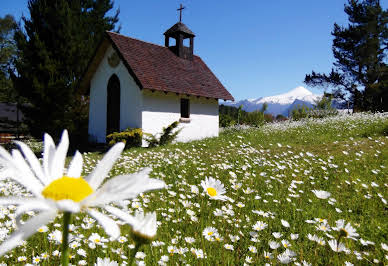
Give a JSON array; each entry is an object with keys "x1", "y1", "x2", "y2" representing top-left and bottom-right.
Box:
[{"x1": 0, "y1": 112, "x2": 387, "y2": 265}]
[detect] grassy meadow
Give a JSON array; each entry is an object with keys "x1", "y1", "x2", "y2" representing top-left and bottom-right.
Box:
[{"x1": 0, "y1": 112, "x2": 388, "y2": 265}]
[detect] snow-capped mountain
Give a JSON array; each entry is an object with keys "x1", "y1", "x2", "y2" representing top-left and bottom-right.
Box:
[{"x1": 225, "y1": 86, "x2": 322, "y2": 116}]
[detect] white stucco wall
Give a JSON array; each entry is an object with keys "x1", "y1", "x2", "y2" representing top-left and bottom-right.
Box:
[
  {"x1": 141, "y1": 91, "x2": 219, "y2": 143},
  {"x1": 88, "y1": 45, "x2": 142, "y2": 143}
]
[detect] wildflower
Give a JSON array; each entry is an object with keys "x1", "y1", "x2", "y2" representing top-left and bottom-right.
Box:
[
  {"x1": 281, "y1": 239, "x2": 291, "y2": 248},
  {"x1": 328, "y1": 239, "x2": 346, "y2": 252},
  {"x1": 245, "y1": 256, "x2": 253, "y2": 263},
  {"x1": 269, "y1": 241, "x2": 280, "y2": 250},
  {"x1": 184, "y1": 237, "x2": 195, "y2": 244},
  {"x1": 202, "y1": 227, "x2": 218, "y2": 240},
  {"x1": 191, "y1": 248, "x2": 205, "y2": 258},
  {"x1": 200, "y1": 177, "x2": 228, "y2": 201},
  {"x1": 277, "y1": 253, "x2": 292, "y2": 264},
  {"x1": 77, "y1": 248, "x2": 87, "y2": 257},
  {"x1": 272, "y1": 232, "x2": 283, "y2": 238},
  {"x1": 332, "y1": 219, "x2": 359, "y2": 240},
  {"x1": 311, "y1": 190, "x2": 331, "y2": 199},
  {"x1": 264, "y1": 251, "x2": 273, "y2": 259},
  {"x1": 248, "y1": 246, "x2": 257, "y2": 253},
  {"x1": 114, "y1": 211, "x2": 158, "y2": 241},
  {"x1": 94, "y1": 257, "x2": 119, "y2": 266},
  {"x1": 37, "y1": 225, "x2": 48, "y2": 233},
  {"x1": 281, "y1": 219, "x2": 290, "y2": 228},
  {"x1": 224, "y1": 244, "x2": 234, "y2": 250},
  {"x1": 32, "y1": 256, "x2": 40, "y2": 264},
  {"x1": 0, "y1": 130, "x2": 165, "y2": 255},
  {"x1": 17, "y1": 256, "x2": 27, "y2": 262},
  {"x1": 252, "y1": 221, "x2": 268, "y2": 231},
  {"x1": 135, "y1": 252, "x2": 146, "y2": 259}
]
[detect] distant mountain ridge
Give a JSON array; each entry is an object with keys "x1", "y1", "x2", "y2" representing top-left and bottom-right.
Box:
[{"x1": 225, "y1": 86, "x2": 322, "y2": 117}]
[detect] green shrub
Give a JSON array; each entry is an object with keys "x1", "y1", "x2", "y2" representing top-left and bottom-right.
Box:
[
  {"x1": 159, "y1": 121, "x2": 180, "y2": 146},
  {"x1": 144, "y1": 121, "x2": 181, "y2": 147},
  {"x1": 291, "y1": 104, "x2": 311, "y2": 120},
  {"x1": 106, "y1": 128, "x2": 143, "y2": 149}
]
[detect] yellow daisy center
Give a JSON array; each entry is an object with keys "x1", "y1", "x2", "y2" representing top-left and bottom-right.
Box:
[
  {"x1": 207, "y1": 232, "x2": 213, "y2": 236},
  {"x1": 41, "y1": 176, "x2": 93, "y2": 202},
  {"x1": 207, "y1": 187, "x2": 217, "y2": 197}
]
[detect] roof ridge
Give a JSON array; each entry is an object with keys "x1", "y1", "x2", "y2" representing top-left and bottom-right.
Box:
[{"x1": 106, "y1": 31, "x2": 201, "y2": 59}]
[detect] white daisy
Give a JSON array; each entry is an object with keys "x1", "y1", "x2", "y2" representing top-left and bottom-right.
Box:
[
  {"x1": 200, "y1": 177, "x2": 228, "y2": 201},
  {"x1": 311, "y1": 190, "x2": 331, "y2": 199},
  {"x1": 332, "y1": 219, "x2": 359, "y2": 240},
  {"x1": 328, "y1": 239, "x2": 346, "y2": 252},
  {"x1": 0, "y1": 130, "x2": 166, "y2": 255},
  {"x1": 111, "y1": 211, "x2": 158, "y2": 241},
  {"x1": 252, "y1": 221, "x2": 268, "y2": 231},
  {"x1": 94, "y1": 257, "x2": 119, "y2": 266}
]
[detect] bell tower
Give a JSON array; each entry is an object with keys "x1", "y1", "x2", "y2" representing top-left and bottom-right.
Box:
[{"x1": 164, "y1": 4, "x2": 195, "y2": 60}]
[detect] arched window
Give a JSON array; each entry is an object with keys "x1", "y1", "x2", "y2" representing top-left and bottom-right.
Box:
[{"x1": 106, "y1": 74, "x2": 120, "y2": 135}]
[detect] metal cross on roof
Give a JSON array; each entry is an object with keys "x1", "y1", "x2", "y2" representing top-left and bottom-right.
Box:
[{"x1": 177, "y1": 4, "x2": 185, "y2": 22}]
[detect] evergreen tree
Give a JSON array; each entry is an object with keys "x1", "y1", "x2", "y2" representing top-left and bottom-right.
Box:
[
  {"x1": 12, "y1": 0, "x2": 119, "y2": 142},
  {"x1": 305, "y1": 0, "x2": 388, "y2": 112},
  {"x1": 0, "y1": 15, "x2": 17, "y2": 102}
]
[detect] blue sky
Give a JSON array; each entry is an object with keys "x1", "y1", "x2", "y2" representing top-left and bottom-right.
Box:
[{"x1": 1, "y1": 0, "x2": 387, "y2": 100}]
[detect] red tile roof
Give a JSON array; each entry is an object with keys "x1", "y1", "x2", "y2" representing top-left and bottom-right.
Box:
[{"x1": 106, "y1": 31, "x2": 234, "y2": 101}]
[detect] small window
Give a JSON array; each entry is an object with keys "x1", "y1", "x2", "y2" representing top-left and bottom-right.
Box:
[{"x1": 180, "y1": 98, "x2": 190, "y2": 118}]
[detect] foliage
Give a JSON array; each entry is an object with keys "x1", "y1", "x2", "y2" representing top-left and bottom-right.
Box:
[
  {"x1": 106, "y1": 128, "x2": 143, "y2": 149},
  {"x1": 291, "y1": 95, "x2": 338, "y2": 120},
  {"x1": 291, "y1": 104, "x2": 311, "y2": 120},
  {"x1": 305, "y1": 0, "x2": 388, "y2": 112},
  {"x1": 275, "y1": 114, "x2": 288, "y2": 121},
  {"x1": 145, "y1": 121, "x2": 181, "y2": 147},
  {"x1": 219, "y1": 104, "x2": 270, "y2": 127},
  {"x1": 159, "y1": 121, "x2": 180, "y2": 146},
  {"x1": 0, "y1": 14, "x2": 17, "y2": 102},
  {"x1": 11, "y1": 0, "x2": 120, "y2": 143}
]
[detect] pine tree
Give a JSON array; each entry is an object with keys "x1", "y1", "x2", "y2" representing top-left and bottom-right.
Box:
[
  {"x1": 0, "y1": 14, "x2": 17, "y2": 102},
  {"x1": 305, "y1": 0, "x2": 388, "y2": 112},
  {"x1": 12, "y1": 0, "x2": 119, "y2": 142}
]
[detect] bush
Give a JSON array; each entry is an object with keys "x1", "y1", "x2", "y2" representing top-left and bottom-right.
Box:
[
  {"x1": 106, "y1": 128, "x2": 143, "y2": 149},
  {"x1": 144, "y1": 121, "x2": 181, "y2": 147},
  {"x1": 291, "y1": 104, "x2": 311, "y2": 121}
]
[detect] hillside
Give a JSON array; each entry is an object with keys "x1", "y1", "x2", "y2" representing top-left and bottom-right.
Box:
[{"x1": 0, "y1": 113, "x2": 387, "y2": 265}]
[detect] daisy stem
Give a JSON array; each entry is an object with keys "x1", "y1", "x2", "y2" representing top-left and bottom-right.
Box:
[{"x1": 61, "y1": 211, "x2": 71, "y2": 266}]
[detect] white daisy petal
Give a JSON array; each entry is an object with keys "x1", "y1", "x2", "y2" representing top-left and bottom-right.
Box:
[
  {"x1": 0, "y1": 197, "x2": 39, "y2": 205},
  {"x1": 14, "y1": 199, "x2": 52, "y2": 227},
  {"x1": 87, "y1": 209, "x2": 120, "y2": 239},
  {"x1": 0, "y1": 145, "x2": 14, "y2": 162},
  {"x1": 55, "y1": 200, "x2": 81, "y2": 213},
  {"x1": 50, "y1": 130, "x2": 69, "y2": 180},
  {"x1": 67, "y1": 151, "x2": 83, "y2": 178},
  {"x1": 11, "y1": 150, "x2": 43, "y2": 196},
  {"x1": 43, "y1": 133, "x2": 56, "y2": 180},
  {"x1": 85, "y1": 142, "x2": 125, "y2": 190},
  {"x1": 87, "y1": 170, "x2": 165, "y2": 206},
  {"x1": 15, "y1": 141, "x2": 47, "y2": 185},
  {"x1": 0, "y1": 210, "x2": 56, "y2": 256},
  {"x1": 104, "y1": 205, "x2": 136, "y2": 224}
]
